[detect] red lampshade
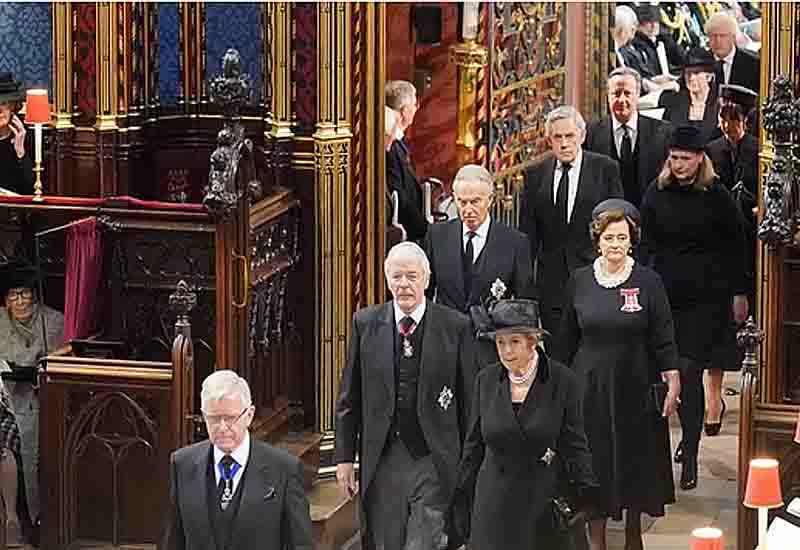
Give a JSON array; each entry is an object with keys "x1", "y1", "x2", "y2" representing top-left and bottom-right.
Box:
[
  {"x1": 25, "y1": 89, "x2": 50, "y2": 124},
  {"x1": 744, "y1": 458, "x2": 783, "y2": 509},
  {"x1": 690, "y1": 527, "x2": 724, "y2": 550},
  {"x1": 795, "y1": 408, "x2": 800, "y2": 444}
]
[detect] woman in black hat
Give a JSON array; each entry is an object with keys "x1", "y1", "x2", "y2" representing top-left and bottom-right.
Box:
[
  {"x1": 658, "y1": 48, "x2": 720, "y2": 140},
  {"x1": 554, "y1": 199, "x2": 681, "y2": 550},
  {"x1": 449, "y1": 298, "x2": 598, "y2": 550},
  {"x1": 0, "y1": 73, "x2": 33, "y2": 195},
  {"x1": 640, "y1": 125, "x2": 749, "y2": 491}
]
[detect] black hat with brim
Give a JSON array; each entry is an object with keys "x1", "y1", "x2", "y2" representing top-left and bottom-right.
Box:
[
  {"x1": 683, "y1": 48, "x2": 717, "y2": 72},
  {"x1": 592, "y1": 198, "x2": 641, "y2": 223},
  {"x1": 470, "y1": 299, "x2": 544, "y2": 340},
  {"x1": 720, "y1": 84, "x2": 759, "y2": 110},
  {"x1": 637, "y1": 5, "x2": 661, "y2": 23},
  {"x1": 0, "y1": 73, "x2": 24, "y2": 105},
  {"x1": 668, "y1": 124, "x2": 707, "y2": 152},
  {"x1": 0, "y1": 260, "x2": 39, "y2": 298}
]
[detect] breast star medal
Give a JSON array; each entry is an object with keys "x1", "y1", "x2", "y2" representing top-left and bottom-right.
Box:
[{"x1": 438, "y1": 385, "x2": 454, "y2": 411}]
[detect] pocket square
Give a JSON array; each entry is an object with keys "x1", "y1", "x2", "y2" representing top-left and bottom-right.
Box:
[{"x1": 264, "y1": 486, "x2": 276, "y2": 500}]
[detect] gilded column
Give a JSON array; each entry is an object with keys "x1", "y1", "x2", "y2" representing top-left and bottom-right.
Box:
[
  {"x1": 52, "y1": 3, "x2": 73, "y2": 130},
  {"x1": 268, "y1": 2, "x2": 294, "y2": 140},
  {"x1": 94, "y1": 2, "x2": 121, "y2": 131},
  {"x1": 180, "y1": 1, "x2": 205, "y2": 112},
  {"x1": 315, "y1": 2, "x2": 353, "y2": 435},
  {"x1": 450, "y1": 40, "x2": 488, "y2": 168}
]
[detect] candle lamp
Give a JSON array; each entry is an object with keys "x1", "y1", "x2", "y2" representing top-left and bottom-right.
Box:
[
  {"x1": 25, "y1": 89, "x2": 50, "y2": 202},
  {"x1": 744, "y1": 458, "x2": 783, "y2": 550},
  {"x1": 690, "y1": 527, "x2": 724, "y2": 550}
]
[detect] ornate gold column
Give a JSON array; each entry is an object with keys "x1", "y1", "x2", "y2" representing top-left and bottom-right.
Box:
[
  {"x1": 180, "y1": 1, "x2": 205, "y2": 112},
  {"x1": 268, "y1": 2, "x2": 294, "y2": 140},
  {"x1": 450, "y1": 40, "x2": 488, "y2": 167},
  {"x1": 94, "y1": 2, "x2": 121, "y2": 131},
  {"x1": 52, "y1": 3, "x2": 73, "y2": 130},
  {"x1": 315, "y1": 1, "x2": 353, "y2": 435}
]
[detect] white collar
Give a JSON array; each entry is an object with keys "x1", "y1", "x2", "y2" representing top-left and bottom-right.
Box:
[
  {"x1": 720, "y1": 46, "x2": 736, "y2": 65},
  {"x1": 463, "y1": 215, "x2": 491, "y2": 239},
  {"x1": 393, "y1": 299, "x2": 426, "y2": 326},
  {"x1": 557, "y1": 149, "x2": 583, "y2": 171},
  {"x1": 612, "y1": 112, "x2": 638, "y2": 133},
  {"x1": 213, "y1": 430, "x2": 251, "y2": 469},
  {"x1": 395, "y1": 127, "x2": 405, "y2": 141}
]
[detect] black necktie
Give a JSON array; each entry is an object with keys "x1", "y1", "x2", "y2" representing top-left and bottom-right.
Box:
[
  {"x1": 555, "y1": 163, "x2": 572, "y2": 230},
  {"x1": 218, "y1": 455, "x2": 237, "y2": 510},
  {"x1": 463, "y1": 231, "x2": 477, "y2": 299},
  {"x1": 620, "y1": 125, "x2": 632, "y2": 165}
]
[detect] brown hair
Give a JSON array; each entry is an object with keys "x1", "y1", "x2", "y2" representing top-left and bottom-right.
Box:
[
  {"x1": 590, "y1": 209, "x2": 641, "y2": 246},
  {"x1": 656, "y1": 153, "x2": 717, "y2": 191}
]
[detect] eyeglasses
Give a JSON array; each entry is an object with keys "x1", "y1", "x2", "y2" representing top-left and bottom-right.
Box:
[
  {"x1": 204, "y1": 407, "x2": 249, "y2": 428},
  {"x1": 6, "y1": 289, "x2": 33, "y2": 302}
]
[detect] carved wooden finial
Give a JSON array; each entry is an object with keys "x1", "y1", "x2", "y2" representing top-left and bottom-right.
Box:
[
  {"x1": 170, "y1": 280, "x2": 197, "y2": 321},
  {"x1": 737, "y1": 316, "x2": 764, "y2": 378}
]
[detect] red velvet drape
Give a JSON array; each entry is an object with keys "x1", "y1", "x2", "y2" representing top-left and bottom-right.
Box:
[{"x1": 63, "y1": 217, "x2": 105, "y2": 342}]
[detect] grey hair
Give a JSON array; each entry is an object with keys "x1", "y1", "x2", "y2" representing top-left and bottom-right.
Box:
[
  {"x1": 608, "y1": 66, "x2": 643, "y2": 95},
  {"x1": 614, "y1": 5, "x2": 638, "y2": 29},
  {"x1": 385, "y1": 80, "x2": 417, "y2": 110},
  {"x1": 705, "y1": 12, "x2": 738, "y2": 36},
  {"x1": 453, "y1": 164, "x2": 495, "y2": 196},
  {"x1": 544, "y1": 105, "x2": 586, "y2": 136},
  {"x1": 384, "y1": 241, "x2": 430, "y2": 280},
  {"x1": 201, "y1": 370, "x2": 253, "y2": 412},
  {"x1": 385, "y1": 107, "x2": 398, "y2": 137}
]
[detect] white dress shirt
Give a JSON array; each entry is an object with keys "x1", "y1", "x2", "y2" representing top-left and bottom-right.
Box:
[
  {"x1": 552, "y1": 149, "x2": 584, "y2": 223},
  {"x1": 213, "y1": 430, "x2": 251, "y2": 496},
  {"x1": 716, "y1": 47, "x2": 736, "y2": 85},
  {"x1": 393, "y1": 299, "x2": 426, "y2": 333},
  {"x1": 462, "y1": 215, "x2": 491, "y2": 263},
  {"x1": 612, "y1": 112, "x2": 638, "y2": 158}
]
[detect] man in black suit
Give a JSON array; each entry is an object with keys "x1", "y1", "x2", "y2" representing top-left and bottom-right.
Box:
[
  {"x1": 161, "y1": 370, "x2": 313, "y2": 550},
  {"x1": 424, "y1": 164, "x2": 532, "y2": 314},
  {"x1": 335, "y1": 242, "x2": 476, "y2": 550},
  {"x1": 386, "y1": 80, "x2": 428, "y2": 242},
  {"x1": 585, "y1": 66, "x2": 671, "y2": 207},
  {"x1": 520, "y1": 106, "x2": 623, "y2": 340},
  {"x1": 706, "y1": 12, "x2": 760, "y2": 95},
  {"x1": 612, "y1": 5, "x2": 645, "y2": 73}
]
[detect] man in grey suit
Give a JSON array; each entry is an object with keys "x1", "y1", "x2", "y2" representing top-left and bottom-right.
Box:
[
  {"x1": 160, "y1": 370, "x2": 313, "y2": 550},
  {"x1": 520, "y1": 106, "x2": 623, "y2": 342},
  {"x1": 335, "y1": 242, "x2": 476, "y2": 550}
]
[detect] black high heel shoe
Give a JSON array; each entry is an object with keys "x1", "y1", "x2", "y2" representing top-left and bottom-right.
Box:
[
  {"x1": 674, "y1": 441, "x2": 684, "y2": 464},
  {"x1": 704, "y1": 400, "x2": 727, "y2": 436},
  {"x1": 680, "y1": 456, "x2": 698, "y2": 490}
]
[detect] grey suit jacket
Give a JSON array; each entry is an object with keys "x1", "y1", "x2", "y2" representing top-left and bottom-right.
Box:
[{"x1": 160, "y1": 437, "x2": 313, "y2": 550}]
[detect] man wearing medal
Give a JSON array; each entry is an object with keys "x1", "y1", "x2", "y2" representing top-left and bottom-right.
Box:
[
  {"x1": 335, "y1": 242, "x2": 477, "y2": 550},
  {"x1": 161, "y1": 370, "x2": 313, "y2": 550}
]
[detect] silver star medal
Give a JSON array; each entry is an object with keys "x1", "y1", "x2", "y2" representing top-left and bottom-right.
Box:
[
  {"x1": 221, "y1": 481, "x2": 233, "y2": 509},
  {"x1": 540, "y1": 447, "x2": 557, "y2": 466},
  {"x1": 438, "y1": 386, "x2": 454, "y2": 411},
  {"x1": 403, "y1": 338, "x2": 413, "y2": 358}
]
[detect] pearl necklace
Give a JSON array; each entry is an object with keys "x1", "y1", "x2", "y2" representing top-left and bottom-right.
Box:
[
  {"x1": 508, "y1": 356, "x2": 538, "y2": 385},
  {"x1": 593, "y1": 256, "x2": 634, "y2": 289}
]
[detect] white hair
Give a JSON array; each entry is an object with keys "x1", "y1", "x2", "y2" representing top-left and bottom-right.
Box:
[
  {"x1": 453, "y1": 164, "x2": 494, "y2": 196},
  {"x1": 614, "y1": 5, "x2": 638, "y2": 29},
  {"x1": 544, "y1": 105, "x2": 586, "y2": 136},
  {"x1": 705, "y1": 12, "x2": 738, "y2": 36},
  {"x1": 384, "y1": 242, "x2": 430, "y2": 280},
  {"x1": 385, "y1": 80, "x2": 417, "y2": 111},
  {"x1": 385, "y1": 107, "x2": 398, "y2": 137},
  {"x1": 201, "y1": 370, "x2": 252, "y2": 412}
]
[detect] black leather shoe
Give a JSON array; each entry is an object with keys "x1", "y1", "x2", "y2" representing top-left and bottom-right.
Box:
[
  {"x1": 704, "y1": 400, "x2": 727, "y2": 436},
  {"x1": 680, "y1": 458, "x2": 698, "y2": 490},
  {"x1": 674, "y1": 441, "x2": 684, "y2": 463}
]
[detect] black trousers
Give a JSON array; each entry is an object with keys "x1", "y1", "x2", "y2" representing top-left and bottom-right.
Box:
[{"x1": 677, "y1": 357, "x2": 706, "y2": 458}]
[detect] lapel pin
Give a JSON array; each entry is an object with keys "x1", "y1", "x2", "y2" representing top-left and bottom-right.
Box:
[{"x1": 264, "y1": 486, "x2": 276, "y2": 500}]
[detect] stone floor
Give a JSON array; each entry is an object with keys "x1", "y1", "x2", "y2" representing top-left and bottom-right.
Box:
[{"x1": 607, "y1": 373, "x2": 740, "y2": 550}]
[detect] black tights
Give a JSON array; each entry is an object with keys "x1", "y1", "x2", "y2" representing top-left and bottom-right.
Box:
[{"x1": 677, "y1": 357, "x2": 706, "y2": 459}]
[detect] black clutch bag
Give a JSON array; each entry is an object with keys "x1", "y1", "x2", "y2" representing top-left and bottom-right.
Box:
[{"x1": 647, "y1": 382, "x2": 668, "y2": 415}]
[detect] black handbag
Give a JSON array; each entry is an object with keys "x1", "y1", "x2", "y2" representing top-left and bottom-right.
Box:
[{"x1": 550, "y1": 456, "x2": 589, "y2": 532}]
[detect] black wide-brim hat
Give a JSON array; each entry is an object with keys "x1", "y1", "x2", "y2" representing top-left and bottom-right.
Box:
[
  {"x1": 683, "y1": 48, "x2": 717, "y2": 72},
  {"x1": 470, "y1": 299, "x2": 544, "y2": 340},
  {"x1": 720, "y1": 84, "x2": 759, "y2": 110},
  {"x1": 0, "y1": 260, "x2": 39, "y2": 298},
  {"x1": 637, "y1": 4, "x2": 661, "y2": 24},
  {"x1": 0, "y1": 72, "x2": 24, "y2": 105},
  {"x1": 668, "y1": 124, "x2": 707, "y2": 153}
]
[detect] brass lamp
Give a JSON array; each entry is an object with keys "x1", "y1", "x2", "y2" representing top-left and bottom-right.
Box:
[{"x1": 25, "y1": 89, "x2": 50, "y2": 202}]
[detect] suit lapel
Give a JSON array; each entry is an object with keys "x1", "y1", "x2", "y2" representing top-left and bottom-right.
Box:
[
  {"x1": 569, "y1": 155, "x2": 590, "y2": 231},
  {"x1": 191, "y1": 444, "x2": 219, "y2": 550},
  {"x1": 417, "y1": 301, "x2": 437, "y2": 416},
  {"x1": 227, "y1": 441, "x2": 270, "y2": 550},
  {"x1": 605, "y1": 120, "x2": 618, "y2": 161},
  {"x1": 443, "y1": 221, "x2": 467, "y2": 306},
  {"x1": 540, "y1": 157, "x2": 559, "y2": 230},
  {"x1": 378, "y1": 304, "x2": 396, "y2": 403}
]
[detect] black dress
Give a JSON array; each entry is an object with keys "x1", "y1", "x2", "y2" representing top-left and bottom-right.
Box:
[
  {"x1": 0, "y1": 133, "x2": 34, "y2": 195},
  {"x1": 453, "y1": 353, "x2": 597, "y2": 550},
  {"x1": 555, "y1": 263, "x2": 678, "y2": 519}
]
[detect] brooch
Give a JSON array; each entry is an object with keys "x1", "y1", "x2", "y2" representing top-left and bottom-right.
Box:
[
  {"x1": 620, "y1": 287, "x2": 643, "y2": 313},
  {"x1": 437, "y1": 386, "x2": 454, "y2": 411},
  {"x1": 540, "y1": 447, "x2": 557, "y2": 466}
]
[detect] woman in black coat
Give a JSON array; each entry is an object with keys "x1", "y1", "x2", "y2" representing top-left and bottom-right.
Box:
[
  {"x1": 659, "y1": 48, "x2": 720, "y2": 141},
  {"x1": 555, "y1": 199, "x2": 681, "y2": 550},
  {"x1": 450, "y1": 299, "x2": 597, "y2": 550},
  {"x1": 640, "y1": 125, "x2": 749, "y2": 492}
]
